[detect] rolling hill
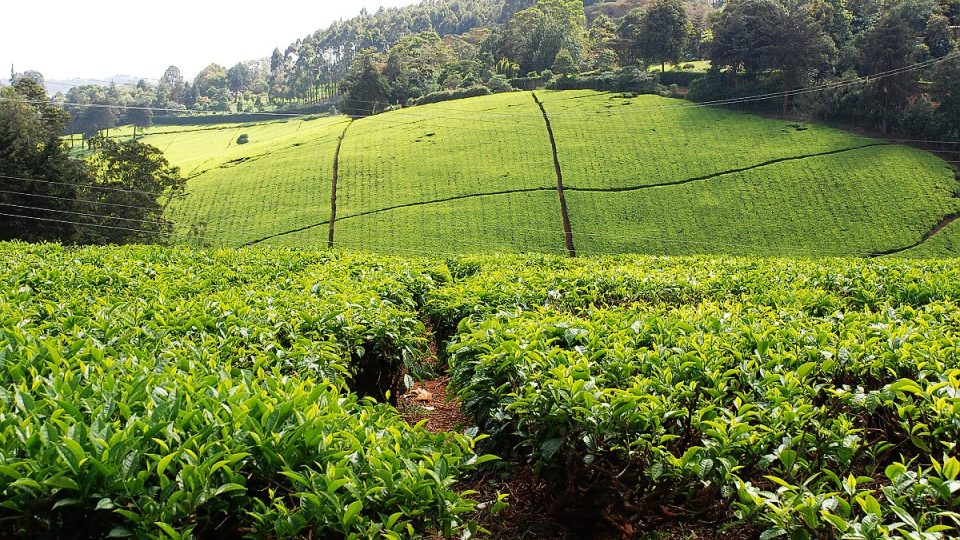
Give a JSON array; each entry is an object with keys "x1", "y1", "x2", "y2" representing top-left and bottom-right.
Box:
[{"x1": 125, "y1": 90, "x2": 960, "y2": 257}]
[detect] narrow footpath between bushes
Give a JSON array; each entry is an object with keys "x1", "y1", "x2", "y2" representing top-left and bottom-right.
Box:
[{"x1": 396, "y1": 326, "x2": 757, "y2": 540}]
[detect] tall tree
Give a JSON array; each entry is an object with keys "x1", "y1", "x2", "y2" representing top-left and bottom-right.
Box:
[
  {"x1": 227, "y1": 62, "x2": 252, "y2": 93},
  {"x1": 930, "y1": 54, "x2": 960, "y2": 139},
  {"x1": 340, "y1": 50, "x2": 390, "y2": 116},
  {"x1": 776, "y1": 5, "x2": 834, "y2": 115},
  {"x1": 635, "y1": 0, "x2": 691, "y2": 71},
  {"x1": 0, "y1": 78, "x2": 80, "y2": 242},
  {"x1": 924, "y1": 14, "x2": 956, "y2": 58},
  {"x1": 126, "y1": 102, "x2": 153, "y2": 138},
  {"x1": 11, "y1": 70, "x2": 45, "y2": 88},
  {"x1": 78, "y1": 138, "x2": 184, "y2": 245},
  {"x1": 710, "y1": 0, "x2": 787, "y2": 75},
  {"x1": 193, "y1": 64, "x2": 228, "y2": 98},
  {"x1": 158, "y1": 66, "x2": 185, "y2": 104},
  {"x1": 500, "y1": 0, "x2": 587, "y2": 73},
  {"x1": 861, "y1": 13, "x2": 918, "y2": 133}
]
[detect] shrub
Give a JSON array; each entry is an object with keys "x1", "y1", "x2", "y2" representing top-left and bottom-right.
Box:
[
  {"x1": 486, "y1": 74, "x2": 514, "y2": 94},
  {"x1": 413, "y1": 86, "x2": 492, "y2": 106},
  {"x1": 546, "y1": 67, "x2": 658, "y2": 93},
  {"x1": 0, "y1": 245, "x2": 496, "y2": 539},
  {"x1": 508, "y1": 76, "x2": 545, "y2": 91},
  {"x1": 659, "y1": 70, "x2": 705, "y2": 87}
]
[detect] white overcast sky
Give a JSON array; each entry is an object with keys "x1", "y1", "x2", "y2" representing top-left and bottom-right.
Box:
[{"x1": 1, "y1": 0, "x2": 419, "y2": 82}]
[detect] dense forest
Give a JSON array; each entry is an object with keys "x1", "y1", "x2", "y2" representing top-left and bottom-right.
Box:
[{"x1": 9, "y1": 0, "x2": 960, "y2": 142}]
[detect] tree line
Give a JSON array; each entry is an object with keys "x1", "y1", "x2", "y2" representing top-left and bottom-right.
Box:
[
  {"x1": 699, "y1": 0, "x2": 960, "y2": 139},
  {"x1": 9, "y1": 0, "x2": 960, "y2": 144},
  {"x1": 334, "y1": 0, "x2": 958, "y2": 144}
]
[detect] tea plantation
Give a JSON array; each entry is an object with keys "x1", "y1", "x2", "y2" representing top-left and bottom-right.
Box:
[
  {"x1": 123, "y1": 91, "x2": 960, "y2": 258},
  {"x1": 2, "y1": 242, "x2": 960, "y2": 538}
]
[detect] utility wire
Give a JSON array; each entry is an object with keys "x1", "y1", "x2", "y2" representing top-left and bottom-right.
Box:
[
  {"x1": 0, "y1": 202, "x2": 177, "y2": 228},
  {"x1": 0, "y1": 175, "x2": 182, "y2": 198}
]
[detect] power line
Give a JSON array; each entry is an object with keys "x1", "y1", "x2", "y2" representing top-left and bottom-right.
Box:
[
  {"x1": 0, "y1": 189, "x2": 177, "y2": 213},
  {"x1": 0, "y1": 202, "x2": 175, "y2": 228},
  {"x1": 0, "y1": 212, "x2": 181, "y2": 239},
  {"x1": 0, "y1": 98, "x2": 306, "y2": 118},
  {"x1": 0, "y1": 189, "x2": 255, "y2": 239},
  {"x1": 0, "y1": 175, "x2": 181, "y2": 198}
]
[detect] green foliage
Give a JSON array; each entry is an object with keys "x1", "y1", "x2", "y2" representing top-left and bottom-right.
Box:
[
  {"x1": 5, "y1": 244, "x2": 960, "y2": 536},
  {"x1": 341, "y1": 51, "x2": 391, "y2": 117},
  {"x1": 413, "y1": 85, "x2": 493, "y2": 105},
  {"x1": 494, "y1": 0, "x2": 588, "y2": 74},
  {"x1": 0, "y1": 79, "x2": 81, "y2": 243},
  {"x1": 331, "y1": 91, "x2": 559, "y2": 253},
  {"x1": 0, "y1": 244, "x2": 489, "y2": 538},
  {"x1": 536, "y1": 91, "x2": 960, "y2": 256},
  {"x1": 544, "y1": 67, "x2": 657, "y2": 91},
  {"x1": 434, "y1": 254, "x2": 960, "y2": 535},
  {"x1": 193, "y1": 64, "x2": 229, "y2": 98},
  {"x1": 1, "y1": 83, "x2": 183, "y2": 246},
  {"x1": 711, "y1": 0, "x2": 788, "y2": 74},
  {"x1": 627, "y1": 0, "x2": 691, "y2": 69}
]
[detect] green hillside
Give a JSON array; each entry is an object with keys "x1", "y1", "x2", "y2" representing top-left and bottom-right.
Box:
[{"x1": 134, "y1": 90, "x2": 960, "y2": 257}]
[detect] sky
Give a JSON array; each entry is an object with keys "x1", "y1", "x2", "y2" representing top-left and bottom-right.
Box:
[{"x1": 1, "y1": 0, "x2": 419, "y2": 83}]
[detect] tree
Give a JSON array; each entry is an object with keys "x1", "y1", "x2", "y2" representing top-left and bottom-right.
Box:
[
  {"x1": 552, "y1": 48, "x2": 578, "y2": 75},
  {"x1": 710, "y1": 0, "x2": 787, "y2": 75},
  {"x1": 1, "y1": 77, "x2": 184, "y2": 245},
  {"x1": 930, "y1": 55, "x2": 960, "y2": 139},
  {"x1": 11, "y1": 70, "x2": 45, "y2": 88},
  {"x1": 499, "y1": 0, "x2": 587, "y2": 73},
  {"x1": 924, "y1": 14, "x2": 956, "y2": 58},
  {"x1": 616, "y1": 10, "x2": 646, "y2": 66},
  {"x1": 808, "y1": 0, "x2": 853, "y2": 50},
  {"x1": 861, "y1": 13, "x2": 918, "y2": 133},
  {"x1": 227, "y1": 62, "x2": 252, "y2": 93},
  {"x1": 340, "y1": 51, "x2": 390, "y2": 116},
  {"x1": 776, "y1": 5, "x2": 834, "y2": 116},
  {"x1": 587, "y1": 14, "x2": 620, "y2": 70},
  {"x1": 500, "y1": 0, "x2": 536, "y2": 22},
  {"x1": 0, "y1": 78, "x2": 80, "y2": 242},
  {"x1": 158, "y1": 66, "x2": 185, "y2": 104},
  {"x1": 77, "y1": 138, "x2": 184, "y2": 245},
  {"x1": 193, "y1": 63, "x2": 228, "y2": 98},
  {"x1": 127, "y1": 103, "x2": 153, "y2": 138},
  {"x1": 635, "y1": 0, "x2": 691, "y2": 71},
  {"x1": 75, "y1": 106, "x2": 118, "y2": 141}
]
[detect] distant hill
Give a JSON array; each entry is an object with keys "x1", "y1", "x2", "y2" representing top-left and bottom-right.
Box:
[
  {"x1": 102, "y1": 90, "x2": 960, "y2": 257},
  {"x1": 45, "y1": 75, "x2": 156, "y2": 96}
]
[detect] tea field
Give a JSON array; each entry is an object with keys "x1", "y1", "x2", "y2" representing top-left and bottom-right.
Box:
[
  {"x1": 122, "y1": 91, "x2": 960, "y2": 257},
  {"x1": 3, "y1": 242, "x2": 960, "y2": 538}
]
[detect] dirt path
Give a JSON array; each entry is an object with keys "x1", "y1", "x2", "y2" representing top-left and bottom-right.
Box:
[
  {"x1": 328, "y1": 120, "x2": 353, "y2": 248},
  {"x1": 565, "y1": 143, "x2": 889, "y2": 194},
  {"x1": 398, "y1": 375, "x2": 469, "y2": 433},
  {"x1": 871, "y1": 211, "x2": 960, "y2": 257},
  {"x1": 532, "y1": 91, "x2": 577, "y2": 258}
]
